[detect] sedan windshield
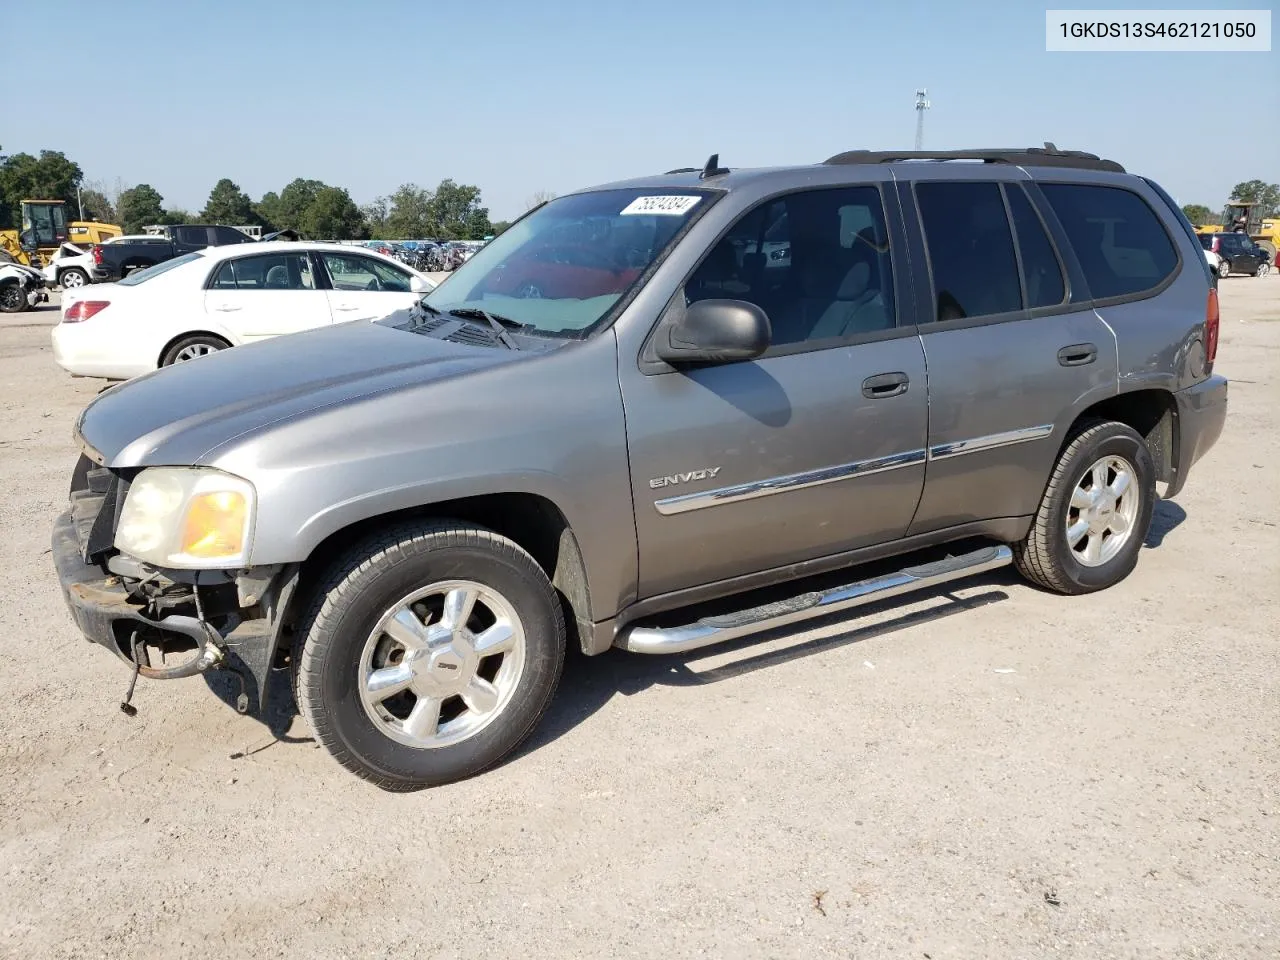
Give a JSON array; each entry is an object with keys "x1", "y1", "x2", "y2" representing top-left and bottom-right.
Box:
[
  {"x1": 420, "y1": 188, "x2": 713, "y2": 336},
  {"x1": 117, "y1": 252, "x2": 203, "y2": 285}
]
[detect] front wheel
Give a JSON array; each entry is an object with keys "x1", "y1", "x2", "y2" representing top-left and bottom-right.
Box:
[
  {"x1": 294, "y1": 521, "x2": 565, "y2": 790},
  {"x1": 1014, "y1": 420, "x2": 1155, "y2": 595},
  {"x1": 0, "y1": 282, "x2": 25, "y2": 313},
  {"x1": 1256, "y1": 261, "x2": 1271, "y2": 278}
]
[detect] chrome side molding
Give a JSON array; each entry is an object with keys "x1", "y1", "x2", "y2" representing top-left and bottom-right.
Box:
[
  {"x1": 928, "y1": 424, "x2": 1053, "y2": 461},
  {"x1": 653, "y1": 448, "x2": 926, "y2": 516},
  {"x1": 615, "y1": 544, "x2": 1013, "y2": 655}
]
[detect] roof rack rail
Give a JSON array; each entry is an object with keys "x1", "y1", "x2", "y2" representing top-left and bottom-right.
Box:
[
  {"x1": 664, "y1": 167, "x2": 699, "y2": 174},
  {"x1": 822, "y1": 143, "x2": 1125, "y2": 173}
]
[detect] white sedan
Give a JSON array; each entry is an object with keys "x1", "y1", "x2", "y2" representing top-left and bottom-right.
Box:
[{"x1": 51, "y1": 242, "x2": 436, "y2": 379}]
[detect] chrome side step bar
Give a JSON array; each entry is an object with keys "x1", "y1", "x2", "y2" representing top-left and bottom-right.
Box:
[{"x1": 615, "y1": 544, "x2": 1013, "y2": 655}]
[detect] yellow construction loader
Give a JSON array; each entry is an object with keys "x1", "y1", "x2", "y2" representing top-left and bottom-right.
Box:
[
  {"x1": 0, "y1": 199, "x2": 122, "y2": 267},
  {"x1": 1194, "y1": 201, "x2": 1278, "y2": 261}
]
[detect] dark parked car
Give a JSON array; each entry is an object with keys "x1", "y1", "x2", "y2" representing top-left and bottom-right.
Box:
[
  {"x1": 54, "y1": 145, "x2": 1227, "y2": 789},
  {"x1": 1199, "y1": 232, "x2": 1272, "y2": 277},
  {"x1": 90, "y1": 224, "x2": 255, "y2": 281}
]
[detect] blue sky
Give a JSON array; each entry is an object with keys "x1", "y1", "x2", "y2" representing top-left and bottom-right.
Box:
[{"x1": 7, "y1": 0, "x2": 1277, "y2": 219}]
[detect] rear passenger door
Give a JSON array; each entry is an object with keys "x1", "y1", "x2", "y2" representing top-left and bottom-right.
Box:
[
  {"x1": 620, "y1": 183, "x2": 930, "y2": 598},
  {"x1": 203, "y1": 251, "x2": 332, "y2": 340},
  {"x1": 900, "y1": 175, "x2": 1118, "y2": 535}
]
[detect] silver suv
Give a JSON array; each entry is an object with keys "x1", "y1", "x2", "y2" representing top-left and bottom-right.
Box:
[{"x1": 53, "y1": 145, "x2": 1228, "y2": 789}]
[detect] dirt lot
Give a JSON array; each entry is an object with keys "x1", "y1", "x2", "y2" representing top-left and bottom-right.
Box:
[{"x1": 1, "y1": 279, "x2": 1277, "y2": 959}]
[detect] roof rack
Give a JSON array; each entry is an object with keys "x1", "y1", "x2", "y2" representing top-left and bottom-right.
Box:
[{"x1": 822, "y1": 143, "x2": 1125, "y2": 173}]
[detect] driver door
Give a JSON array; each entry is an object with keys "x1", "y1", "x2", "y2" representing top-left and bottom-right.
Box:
[
  {"x1": 318, "y1": 252, "x2": 423, "y2": 321},
  {"x1": 619, "y1": 184, "x2": 928, "y2": 598}
]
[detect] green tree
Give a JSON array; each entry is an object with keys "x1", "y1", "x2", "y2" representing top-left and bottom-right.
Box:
[
  {"x1": 116, "y1": 184, "x2": 165, "y2": 233},
  {"x1": 77, "y1": 188, "x2": 116, "y2": 224},
  {"x1": 427, "y1": 179, "x2": 491, "y2": 239},
  {"x1": 254, "y1": 191, "x2": 283, "y2": 231},
  {"x1": 297, "y1": 186, "x2": 367, "y2": 240},
  {"x1": 159, "y1": 208, "x2": 197, "y2": 225},
  {"x1": 0, "y1": 149, "x2": 84, "y2": 228},
  {"x1": 385, "y1": 183, "x2": 434, "y2": 238},
  {"x1": 490, "y1": 220, "x2": 512, "y2": 236},
  {"x1": 1227, "y1": 180, "x2": 1280, "y2": 219},
  {"x1": 1180, "y1": 204, "x2": 1214, "y2": 227},
  {"x1": 362, "y1": 196, "x2": 390, "y2": 239},
  {"x1": 202, "y1": 178, "x2": 255, "y2": 224}
]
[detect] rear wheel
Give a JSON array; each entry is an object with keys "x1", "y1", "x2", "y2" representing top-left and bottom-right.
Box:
[
  {"x1": 1014, "y1": 420, "x2": 1155, "y2": 595},
  {"x1": 1256, "y1": 260, "x2": 1271, "y2": 278},
  {"x1": 59, "y1": 267, "x2": 88, "y2": 289},
  {"x1": 1217, "y1": 259, "x2": 1231, "y2": 279},
  {"x1": 160, "y1": 333, "x2": 229, "y2": 366},
  {"x1": 295, "y1": 521, "x2": 565, "y2": 790}
]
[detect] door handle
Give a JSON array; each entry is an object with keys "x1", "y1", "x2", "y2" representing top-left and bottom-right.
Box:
[
  {"x1": 334, "y1": 305, "x2": 360, "y2": 312},
  {"x1": 861, "y1": 372, "x2": 909, "y2": 399},
  {"x1": 1057, "y1": 343, "x2": 1097, "y2": 367},
  {"x1": 212, "y1": 304, "x2": 241, "y2": 312}
]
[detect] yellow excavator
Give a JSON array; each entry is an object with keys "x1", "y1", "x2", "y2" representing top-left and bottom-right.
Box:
[
  {"x1": 0, "y1": 199, "x2": 122, "y2": 267},
  {"x1": 1194, "y1": 201, "x2": 1278, "y2": 261}
]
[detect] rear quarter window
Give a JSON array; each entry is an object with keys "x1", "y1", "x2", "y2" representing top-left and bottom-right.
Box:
[{"x1": 1041, "y1": 183, "x2": 1178, "y2": 300}]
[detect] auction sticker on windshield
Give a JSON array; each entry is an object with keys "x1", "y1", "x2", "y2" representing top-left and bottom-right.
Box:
[{"x1": 620, "y1": 195, "x2": 702, "y2": 216}]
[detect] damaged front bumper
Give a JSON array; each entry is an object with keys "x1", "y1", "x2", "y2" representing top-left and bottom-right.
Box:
[{"x1": 52, "y1": 505, "x2": 297, "y2": 714}]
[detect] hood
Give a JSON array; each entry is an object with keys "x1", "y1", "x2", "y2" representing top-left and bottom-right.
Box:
[{"x1": 77, "y1": 319, "x2": 525, "y2": 468}]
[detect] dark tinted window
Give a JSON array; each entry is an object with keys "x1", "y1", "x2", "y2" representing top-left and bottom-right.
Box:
[
  {"x1": 1006, "y1": 185, "x2": 1065, "y2": 308},
  {"x1": 213, "y1": 226, "x2": 253, "y2": 245},
  {"x1": 687, "y1": 186, "x2": 895, "y2": 346},
  {"x1": 176, "y1": 226, "x2": 212, "y2": 247},
  {"x1": 1041, "y1": 184, "x2": 1177, "y2": 300},
  {"x1": 916, "y1": 182, "x2": 1021, "y2": 322}
]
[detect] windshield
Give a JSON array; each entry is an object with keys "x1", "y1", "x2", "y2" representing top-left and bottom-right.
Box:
[
  {"x1": 421, "y1": 188, "x2": 713, "y2": 336},
  {"x1": 117, "y1": 252, "x2": 202, "y2": 285}
]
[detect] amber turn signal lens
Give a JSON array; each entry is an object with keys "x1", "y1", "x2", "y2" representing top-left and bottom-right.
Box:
[{"x1": 180, "y1": 490, "x2": 247, "y2": 559}]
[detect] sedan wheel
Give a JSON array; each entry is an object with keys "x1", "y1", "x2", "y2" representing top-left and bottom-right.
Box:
[{"x1": 160, "y1": 334, "x2": 230, "y2": 366}]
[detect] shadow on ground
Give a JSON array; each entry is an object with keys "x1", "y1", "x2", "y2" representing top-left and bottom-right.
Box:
[{"x1": 1145, "y1": 498, "x2": 1187, "y2": 549}]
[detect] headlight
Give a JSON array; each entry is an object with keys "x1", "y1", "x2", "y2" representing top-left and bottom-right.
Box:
[{"x1": 115, "y1": 468, "x2": 256, "y2": 568}]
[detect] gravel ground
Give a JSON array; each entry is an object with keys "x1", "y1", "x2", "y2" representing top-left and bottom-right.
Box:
[{"x1": 1, "y1": 279, "x2": 1277, "y2": 959}]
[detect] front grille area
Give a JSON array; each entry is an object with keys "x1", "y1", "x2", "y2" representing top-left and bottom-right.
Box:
[{"x1": 67, "y1": 454, "x2": 125, "y2": 563}]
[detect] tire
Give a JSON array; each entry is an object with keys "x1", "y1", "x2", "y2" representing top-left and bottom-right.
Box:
[
  {"x1": 295, "y1": 520, "x2": 565, "y2": 790},
  {"x1": 0, "y1": 281, "x2": 25, "y2": 313},
  {"x1": 160, "y1": 334, "x2": 229, "y2": 366},
  {"x1": 1256, "y1": 261, "x2": 1271, "y2": 278},
  {"x1": 1217, "y1": 259, "x2": 1231, "y2": 279},
  {"x1": 59, "y1": 267, "x2": 88, "y2": 289},
  {"x1": 1013, "y1": 420, "x2": 1155, "y2": 595}
]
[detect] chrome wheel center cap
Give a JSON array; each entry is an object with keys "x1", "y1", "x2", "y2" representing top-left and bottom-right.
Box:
[{"x1": 410, "y1": 636, "x2": 476, "y2": 697}]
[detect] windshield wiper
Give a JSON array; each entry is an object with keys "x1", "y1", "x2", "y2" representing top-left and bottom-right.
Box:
[{"x1": 446, "y1": 307, "x2": 522, "y2": 350}]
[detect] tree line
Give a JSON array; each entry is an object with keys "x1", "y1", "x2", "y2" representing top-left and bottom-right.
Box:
[
  {"x1": 1181, "y1": 180, "x2": 1280, "y2": 227},
  {"x1": 0, "y1": 146, "x2": 508, "y2": 241}
]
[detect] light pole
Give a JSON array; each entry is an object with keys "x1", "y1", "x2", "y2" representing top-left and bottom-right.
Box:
[{"x1": 915, "y1": 89, "x2": 931, "y2": 150}]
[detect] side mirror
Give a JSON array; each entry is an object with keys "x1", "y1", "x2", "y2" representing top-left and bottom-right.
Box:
[
  {"x1": 410, "y1": 275, "x2": 433, "y2": 294},
  {"x1": 655, "y1": 298, "x2": 771, "y2": 365}
]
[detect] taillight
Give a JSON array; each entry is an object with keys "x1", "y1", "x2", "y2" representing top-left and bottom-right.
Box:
[
  {"x1": 1204, "y1": 288, "x2": 1219, "y2": 366},
  {"x1": 63, "y1": 300, "x2": 109, "y2": 323},
  {"x1": 91, "y1": 245, "x2": 103, "y2": 264}
]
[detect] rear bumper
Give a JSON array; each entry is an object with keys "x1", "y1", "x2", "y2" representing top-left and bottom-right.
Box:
[{"x1": 1166, "y1": 374, "x2": 1228, "y2": 498}]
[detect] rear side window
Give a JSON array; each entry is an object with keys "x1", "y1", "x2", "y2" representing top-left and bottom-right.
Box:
[
  {"x1": 1041, "y1": 184, "x2": 1178, "y2": 300},
  {"x1": 916, "y1": 181, "x2": 1021, "y2": 322},
  {"x1": 1006, "y1": 185, "x2": 1065, "y2": 308},
  {"x1": 211, "y1": 253, "x2": 317, "y2": 290},
  {"x1": 176, "y1": 226, "x2": 212, "y2": 247}
]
